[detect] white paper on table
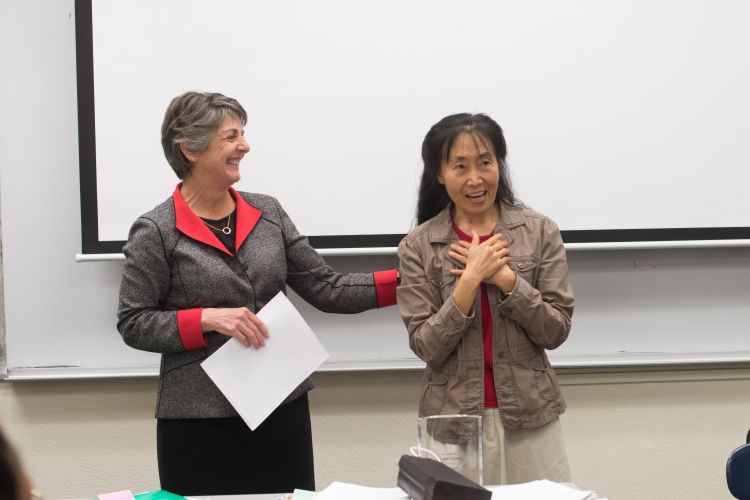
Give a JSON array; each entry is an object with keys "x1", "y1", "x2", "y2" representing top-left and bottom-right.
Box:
[
  {"x1": 488, "y1": 479, "x2": 598, "y2": 499},
  {"x1": 201, "y1": 291, "x2": 329, "y2": 430},
  {"x1": 314, "y1": 482, "x2": 410, "y2": 500}
]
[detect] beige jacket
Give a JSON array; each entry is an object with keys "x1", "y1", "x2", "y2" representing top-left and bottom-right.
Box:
[{"x1": 397, "y1": 204, "x2": 574, "y2": 430}]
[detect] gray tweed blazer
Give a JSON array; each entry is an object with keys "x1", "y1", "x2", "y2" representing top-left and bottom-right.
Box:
[{"x1": 117, "y1": 188, "x2": 380, "y2": 419}]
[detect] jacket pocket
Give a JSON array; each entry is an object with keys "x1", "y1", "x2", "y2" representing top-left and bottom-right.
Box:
[
  {"x1": 428, "y1": 272, "x2": 457, "y2": 304},
  {"x1": 532, "y1": 363, "x2": 561, "y2": 402},
  {"x1": 162, "y1": 349, "x2": 207, "y2": 376},
  {"x1": 420, "y1": 372, "x2": 449, "y2": 416},
  {"x1": 508, "y1": 255, "x2": 538, "y2": 283}
]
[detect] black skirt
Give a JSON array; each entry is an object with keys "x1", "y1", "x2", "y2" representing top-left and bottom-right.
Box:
[{"x1": 157, "y1": 393, "x2": 314, "y2": 496}]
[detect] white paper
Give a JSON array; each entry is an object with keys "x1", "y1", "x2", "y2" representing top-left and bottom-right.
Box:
[
  {"x1": 201, "y1": 292, "x2": 329, "y2": 430},
  {"x1": 488, "y1": 480, "x2": 598, "y2": 499},
  {"x1": 314, "y1": 482, "x2": 410, "y2": 500}
]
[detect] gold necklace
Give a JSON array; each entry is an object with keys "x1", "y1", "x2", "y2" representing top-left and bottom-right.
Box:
[
  {"x1": 202, "y1": 211, "x2": 232, "y2": 235},
  {"x1": 201, "y1": 198, "x2": 233, "y2": 235}
]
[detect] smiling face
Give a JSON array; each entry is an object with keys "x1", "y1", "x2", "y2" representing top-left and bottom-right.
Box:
[
  {"x1": 189, "y1": 113, "x2": 249, "y2": 188},
  {"x1": 438, "y1": 131, "x2": 500, "y2": 221}
]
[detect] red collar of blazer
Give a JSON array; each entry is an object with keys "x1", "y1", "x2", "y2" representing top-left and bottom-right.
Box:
[{"x1": 172, "y1": 183, "x2": 263, "y2": 255}]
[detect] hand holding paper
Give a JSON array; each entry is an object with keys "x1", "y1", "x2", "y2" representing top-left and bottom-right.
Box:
[
  {"x1": 200, "y1": 306, "x2": 269, "y2": 348},
  {"x1": 201, "y1": 292, "x2": 329, "y2": 430}
]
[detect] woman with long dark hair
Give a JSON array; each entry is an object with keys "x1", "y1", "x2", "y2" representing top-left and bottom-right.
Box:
[{"x1": 398, "y1": 113, "x2": 574, "y2": 485}]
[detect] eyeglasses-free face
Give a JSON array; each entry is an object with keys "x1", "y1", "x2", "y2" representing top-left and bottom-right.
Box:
[{"x1": 438, "y1": 132, "x2": 500, "y2": 221}]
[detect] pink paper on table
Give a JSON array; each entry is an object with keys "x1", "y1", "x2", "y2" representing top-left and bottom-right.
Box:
[{"x1": 97, "y1": 491, "x2": 136, "y2": 500}]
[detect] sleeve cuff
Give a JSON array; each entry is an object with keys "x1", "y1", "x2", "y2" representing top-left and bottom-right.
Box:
[
  {"x1": 177, "y1": 308, "x2": 207, "y2": 350},
  {"x1": 373, "y1": 269, "x2": 399, "y2": 308},
  {"x1": 447, "y1": 293, "x2": 475, "y2": 321}
]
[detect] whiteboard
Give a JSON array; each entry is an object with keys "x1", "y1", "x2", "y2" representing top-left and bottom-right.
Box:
[
  {"x1": 77, "y1": 0, "x2": 750, "y2": 254},
  {"x1": 2, "y1": 0, "x2": 750, "y2": 381}
]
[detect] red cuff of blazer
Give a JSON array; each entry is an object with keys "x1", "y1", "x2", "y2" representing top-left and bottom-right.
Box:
[
  {"x1": 177, "y1": 308, "x2": 207, "y2": 350},
  {"x1": 373, "y1": 270, "x2": 399, "y2": 308}
]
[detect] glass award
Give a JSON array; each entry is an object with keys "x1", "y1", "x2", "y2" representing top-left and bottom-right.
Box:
[{"x1": 415, "y1": 414, "x2": 483, "y2": 485}]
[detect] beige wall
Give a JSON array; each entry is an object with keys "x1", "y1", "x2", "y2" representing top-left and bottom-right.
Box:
[{"x1": 1, "y1": 368, "x2": 748, "y2": 499}]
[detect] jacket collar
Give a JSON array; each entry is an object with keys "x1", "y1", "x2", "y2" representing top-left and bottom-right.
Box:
[
  {"x1": 427, "y1": 203, "x2": 526, "y2": 244},
  {"x1": 173, "y1": 184, "x2": 263, "y2": 255}
]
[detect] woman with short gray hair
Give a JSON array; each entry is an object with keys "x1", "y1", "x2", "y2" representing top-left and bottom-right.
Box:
[{"x1": 118, "y1": 91, "x2": 398, "y2": 496}]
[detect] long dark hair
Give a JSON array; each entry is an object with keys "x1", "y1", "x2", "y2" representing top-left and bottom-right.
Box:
[{"x1": 416, "y1": 113, "x2": 518, "y2": 225}]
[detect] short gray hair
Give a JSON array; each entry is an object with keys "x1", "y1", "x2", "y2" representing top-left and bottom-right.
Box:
[{"x1": 161, "y1": 91, "x2": 248, "y2": 179}]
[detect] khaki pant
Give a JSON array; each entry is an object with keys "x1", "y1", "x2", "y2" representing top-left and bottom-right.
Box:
[{"x1": 482, "y1": 410, "x2": 571, "y2": 485}]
